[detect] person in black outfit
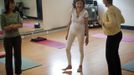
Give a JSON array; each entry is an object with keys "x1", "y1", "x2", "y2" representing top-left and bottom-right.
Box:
[
  {"x1": 0, "y1": 0, "x2": 23, "y2": 75},
  {"x1": 102, "y1": 0, "x2": 125, "y2": 75}
]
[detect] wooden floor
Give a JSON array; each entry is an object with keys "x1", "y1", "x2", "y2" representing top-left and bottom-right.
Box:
[{"x1": 0, "y1": 28, "x2": 134, "y2": 75}]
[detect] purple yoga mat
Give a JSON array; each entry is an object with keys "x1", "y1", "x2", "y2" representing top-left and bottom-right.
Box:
[
  {"x1": 92, "y1": 33, "x2": 106, "y2": 39},
  {"x1": 122, "y1": 37, "x2": 134, "y2": 42},
  {"x1": 23, "y1": 23, "x2": 34, "y2": 28},
  {"x1": 0, "y1": 51, "x2": 5, "y2": 58},
  {"x1": 0, "y1": 31, "x2": 3, "y2": 37},
  {"x1": 35, "y1": 40, "x2": 66, "y2": 49},
  {"x1": 92, "y1": 33, "x2": 134, "y2": 42}
]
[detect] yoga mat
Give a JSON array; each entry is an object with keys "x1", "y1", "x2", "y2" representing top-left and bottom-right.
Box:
[
  {"x1": 0, "y1": 51, "x2": 5, "y2": 58},
  {"x1": 33, "y1": 39, "x2": 66, "y2": 49},
  {"x1": 23, "y1": 20, "x2": 38, "y2": 28},
  {"x1": 122, "y1": 60, "x2": 134, "y2": 72},
  {"x1": 92, "y1": 33, "x2": 134, "y2": 42},
  {"x1": 0, "y1": 31, "x2": 3, "y2": 38},
  {"x1": 0, "y1": 31, "x2": 3, "y2": 34},
  {"x1": 23, "y1": 23, "x2": 34, "y2": 28},
  {"x1": 92, "y1": 33, "x2": 106, "y2": 39},
  {"x1": 0, "y1": 57, "x2": 41, "y2": 71},
  {"x1": 122, "y1": 37, "x2": 134, "y2": 42}
]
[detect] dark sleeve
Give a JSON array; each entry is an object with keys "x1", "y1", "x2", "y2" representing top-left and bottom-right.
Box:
[{"x1": 0, "y1": 14, "x2": 6, "y2": 30}]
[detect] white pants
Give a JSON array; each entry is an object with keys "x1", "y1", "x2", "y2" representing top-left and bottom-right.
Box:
[{"x1": 66, "y1": 28, "x2": 85, "y2": 65}]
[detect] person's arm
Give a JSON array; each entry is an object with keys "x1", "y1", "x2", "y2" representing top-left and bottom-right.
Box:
[
  {"x1": 1, "y1": 14, "x2": 5, "y2": 30},
  {"x1": 84, "y1": 17, "x2": 89, "y2": 36},
  {"x1": 11, "y1": 12, "x2": 23, "y2": 29},
  {"x1": 66, "y1": 16, "x2": 71, "y2": 40},
  {"x1": 10, "y1": 23, "x2": 22, "y2": 29},
  {"x1": 1, "y1": 14, "x2": 11, "y2": 31},
  {"x1": 3, "y1": 25, "x2": 13, "y2": 31},
  {"x1": 103, "y1": 11, "x2": 117, "y2": 28},
  {"x1": 84, "y1": 10, "x2": 89, "y2": 45},
  {"x1": 84, "y1": 17, "x2": 89, "y2": 46},
  {"x1": 3, "y1": 23, "x2": 22, "y2": 31},
  {"x1": 120, "y1": 13, "x2": 125, "y2": 24}
]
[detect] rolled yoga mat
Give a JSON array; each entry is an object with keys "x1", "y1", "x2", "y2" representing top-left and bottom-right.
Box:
[{"x1": 31, "y1": 37, "x2": 66, "y2": 49}]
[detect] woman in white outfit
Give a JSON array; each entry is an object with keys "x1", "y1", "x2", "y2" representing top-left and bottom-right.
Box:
[{"x1": 63, "y1": 0, "x2": 89, "y2": 72}]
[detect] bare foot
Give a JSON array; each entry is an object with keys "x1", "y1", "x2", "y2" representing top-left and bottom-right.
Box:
[
  {"x1": 62, "y1": 65, "x2": 72, "y2": 70},
  {"x1": 77, "y1": 65, "x2": 82, "y2": 72}
]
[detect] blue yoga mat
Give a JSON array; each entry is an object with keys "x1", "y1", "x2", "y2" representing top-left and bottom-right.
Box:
[
  {"x1": 122, "y1": 60, "x2": 134, "y2": 72},
  {"x1": 0, "y1": 57, "x2": 41, "y2": 71}
]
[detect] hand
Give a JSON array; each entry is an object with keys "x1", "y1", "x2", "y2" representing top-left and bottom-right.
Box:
[
  {"x1": 4, "y1": 24, "x2": 13, "y2": 31},
  {"x1": 8, "y1": 24, "x2": 14, "y2": 29},
  {"x1": 65, "y1": 34, "x2": 68, "y2": 40},
  {"x1": 85, "y1": 36, "x2": 89, "y2": 46}
]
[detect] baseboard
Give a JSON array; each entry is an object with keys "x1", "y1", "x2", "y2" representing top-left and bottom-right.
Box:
[
  {"x1": 46, "y1": 26, "x2": 67, "y2": 31},
  {"x1": 21, "y1": 26, "x2": 67, "y2": 37},
  {"x1": 26, "y1": 16, "x2": 38, "y2": 19},
  {"x1": 121, "y1": 25, "x2": 134, "y2": 30}
]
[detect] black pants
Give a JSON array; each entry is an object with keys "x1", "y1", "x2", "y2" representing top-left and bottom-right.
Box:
[
  {"x1": 106, "y1": 31, "x2": 122, "y2": 75},
  {"x1": 4, "y1": 36, "x2": 22, "y2": 75}
]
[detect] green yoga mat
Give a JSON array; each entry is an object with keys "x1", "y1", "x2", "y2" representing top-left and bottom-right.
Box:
[
  {"x1": 122, "y1": 60, "x2": 134, "y2": 72},
  {"x1": 0, "y1": 57, "x2": 41, "y2": 71}
]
